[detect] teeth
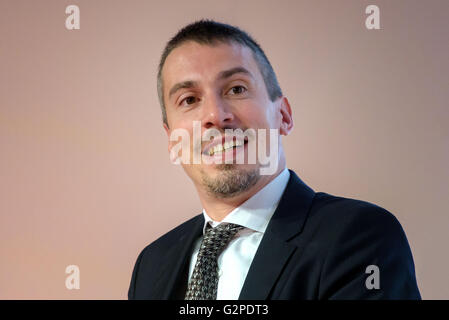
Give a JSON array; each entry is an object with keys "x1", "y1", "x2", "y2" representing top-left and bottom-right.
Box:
[
  {"x1": 223, "y1": 141, "x2": 232, "y2": 150},
  {"x1": 208, "y1": 140, "x2": 244, "y2": 156},
  {"x1": 213, "y1": 144, "x2": 223, "y2": 154}
]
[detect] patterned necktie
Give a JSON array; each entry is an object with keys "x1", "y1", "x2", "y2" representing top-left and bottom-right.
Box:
[{"x1": 185, "y1": 223, "x2": 244, "y2": 300}]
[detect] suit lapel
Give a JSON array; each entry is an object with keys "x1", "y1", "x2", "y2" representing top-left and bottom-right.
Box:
[
  {"x1": 238, "y1": 170, "x2": 315, "y2": 299},
  {"x1": 156, "y1": 215, "x2": 204, "y2": 299}
]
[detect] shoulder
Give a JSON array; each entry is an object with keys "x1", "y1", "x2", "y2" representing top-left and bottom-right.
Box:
[
  {"x1": 305, "y1": 192, "x2": 407, "y2": 243},
  {"x1": 284, "y1": 170, "x2": 402, "y2": 237},
  {"x1": 307, "y1": 193, "x2": 420, "y2": 299},
  {"x1": 136, "y1": 213, "x2": 203, "y2": 259},
  {"x1": 310, "y1": 192, "x2": 402, "y2": 227},
  {"x1": 128, "y1": 213, "x2": 203, "y2": 299}
]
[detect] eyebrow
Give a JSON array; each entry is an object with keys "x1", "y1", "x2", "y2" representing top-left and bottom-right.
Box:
[
  {"x1": 217, "y1": 66, "x2": 254, "y2": 81},
  {"x1": 168, "y1": 80, "x2": 198, "y2": 100},
  {"x1": 168, "y1": 66, "x2": 254, "y2": 100}
]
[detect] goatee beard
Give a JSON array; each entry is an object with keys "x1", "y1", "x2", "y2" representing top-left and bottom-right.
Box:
[{"x1": 201, "y1": 164, "x2": 259, "y2": 198}]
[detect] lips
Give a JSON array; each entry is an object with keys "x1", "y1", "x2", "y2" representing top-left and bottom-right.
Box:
[{"x1": 202, "y1": 136, "x2": 248, "y2": 156}]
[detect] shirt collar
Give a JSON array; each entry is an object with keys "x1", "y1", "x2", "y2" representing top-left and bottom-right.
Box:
[{"x1": 202, "y1": 168, "x2": 290, "y2": 234}]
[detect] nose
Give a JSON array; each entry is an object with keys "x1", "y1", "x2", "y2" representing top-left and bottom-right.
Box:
[{"x1": 201, "y1": 93, "x2": 235, "y2": 129}]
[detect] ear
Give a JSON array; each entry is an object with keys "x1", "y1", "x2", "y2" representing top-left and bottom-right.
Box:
[
  {"x1": 163, "y1": 122, "x2": 170, "y2": 136},
  {"x1": 279, "y1": 96, "x2": 293, "y2": 136},
  {"x1": 163, "y1": 122, "x2": 172, "y2": 153}
]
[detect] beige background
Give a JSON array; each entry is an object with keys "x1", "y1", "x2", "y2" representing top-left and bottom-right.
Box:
[{"x1": 1, "y1": 0, "x2": 448, "y2": 299}]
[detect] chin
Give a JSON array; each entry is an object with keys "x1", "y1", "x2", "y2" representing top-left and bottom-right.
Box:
[{"x1": 198, "y1": 164, "x2": 261, "y2": 198}]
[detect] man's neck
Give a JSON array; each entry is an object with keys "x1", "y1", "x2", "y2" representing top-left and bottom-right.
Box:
[{"x1": 198, "y1": 165, "x2": 287, "y2": 222}]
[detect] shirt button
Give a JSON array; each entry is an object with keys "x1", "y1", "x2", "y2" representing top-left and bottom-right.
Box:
[{"x1": 218, "y1": 268, "x2": 223, "y2": 277}]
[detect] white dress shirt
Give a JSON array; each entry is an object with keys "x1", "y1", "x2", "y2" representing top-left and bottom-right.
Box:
[{"x1": 187, "y1": 168, "x2": 290, "y2": 300}]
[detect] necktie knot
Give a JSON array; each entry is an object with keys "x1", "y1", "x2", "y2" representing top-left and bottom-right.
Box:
[{"x1": 185, "y1": 223, "x2": 244, "y2": 300}]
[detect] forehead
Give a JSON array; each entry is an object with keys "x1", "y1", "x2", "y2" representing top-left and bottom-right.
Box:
[{"x1": 162, "y1": 41, "x2": 260, "y2": 91}]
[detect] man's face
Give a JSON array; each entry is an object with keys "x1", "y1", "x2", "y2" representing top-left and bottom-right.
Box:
[{"x1": 162, "y1": 40, "x2": 290, "y2": 198}]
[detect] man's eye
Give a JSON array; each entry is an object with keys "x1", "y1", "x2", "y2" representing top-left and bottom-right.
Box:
[
  {"x1": 228, "y1": 86, "x2": 247, "y2": 95},
  {"x1": 180, "y1": 96, "x2": 197, "y2": 106}
]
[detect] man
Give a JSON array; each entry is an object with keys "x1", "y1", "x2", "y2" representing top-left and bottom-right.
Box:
[{"x1": 128, "y1": 20, "x2": 421, "y2": 300}]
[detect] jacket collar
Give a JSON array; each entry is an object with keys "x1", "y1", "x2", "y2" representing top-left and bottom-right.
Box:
[
  {"x1": 159, "y1": 169, "x2": 315, "y2": 300},
  {"x1": 238, "y1": 169, "x2": 315, "y2": 299}
]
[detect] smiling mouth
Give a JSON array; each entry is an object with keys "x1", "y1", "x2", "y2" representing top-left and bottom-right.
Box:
[{"x1": 204, "y1": 138, "x2": 248, "y2": 157}]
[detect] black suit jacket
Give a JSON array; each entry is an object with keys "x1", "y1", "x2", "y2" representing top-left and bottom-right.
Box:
[{"x1": 128, "y1": 170, "x2": 421, "y2": 299}]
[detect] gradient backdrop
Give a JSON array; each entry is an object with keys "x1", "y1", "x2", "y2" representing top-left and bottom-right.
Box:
[{"x1": 1, "y1": 0, "x2": 448, "y2": 299}]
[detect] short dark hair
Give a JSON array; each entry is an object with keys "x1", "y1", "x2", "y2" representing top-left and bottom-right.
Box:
[{"x1": 157, "y1": 19, "x2": 283, "y2": 126}]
